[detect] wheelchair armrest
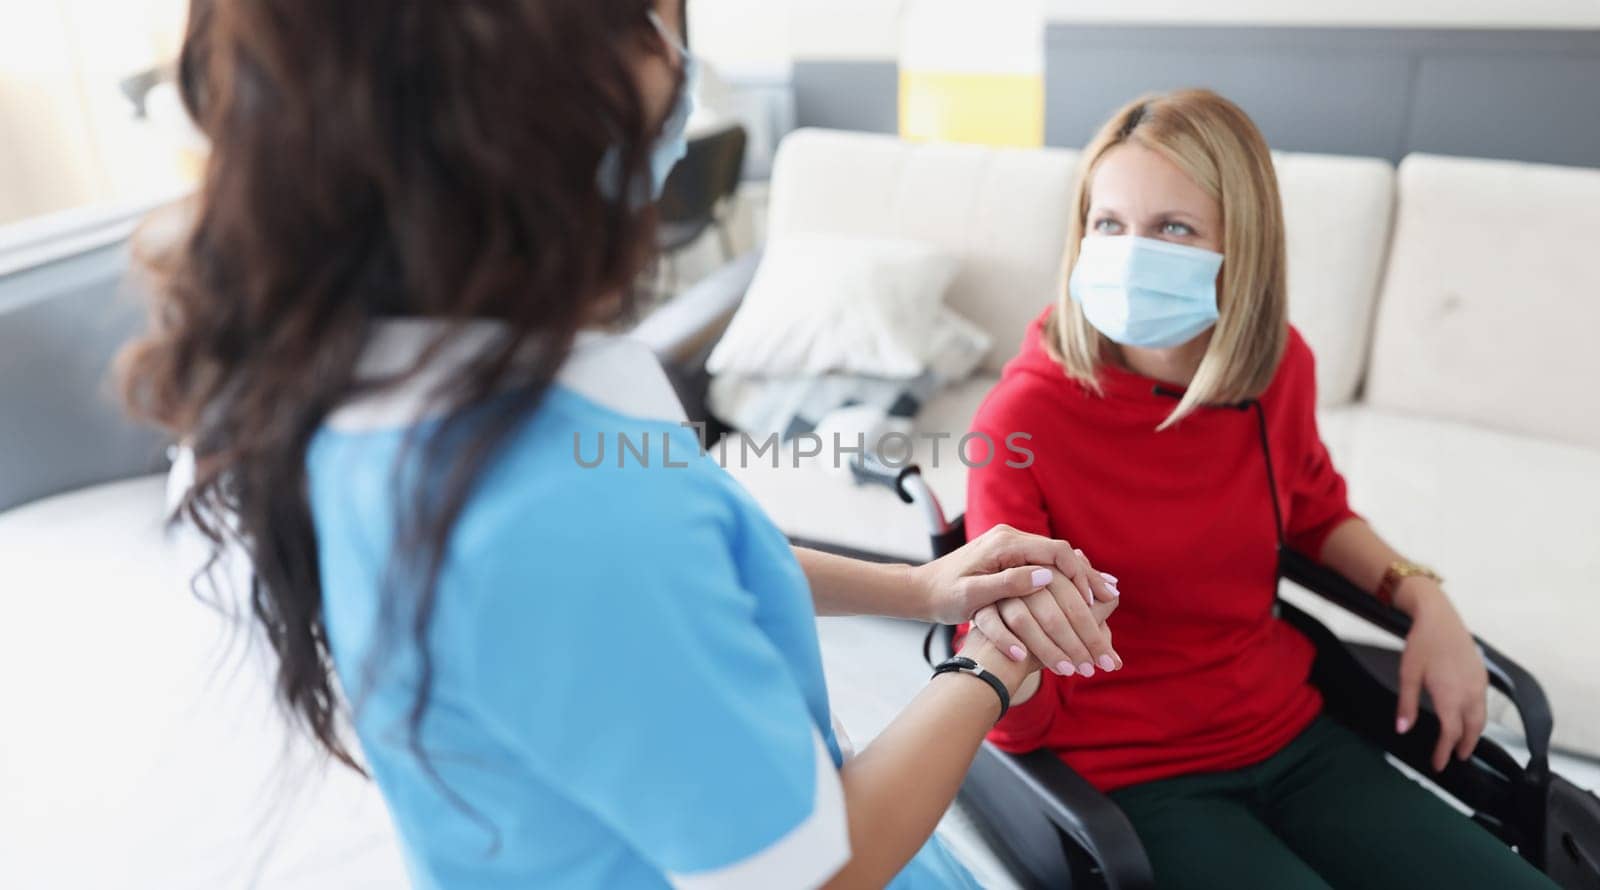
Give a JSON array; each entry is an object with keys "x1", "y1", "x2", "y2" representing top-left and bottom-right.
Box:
[
  {"x1": 1278, "y1": 548, "x2": 1554, "y2": 780},
  {"x1": 1000, "y1": 747, "x2": 1156, "y2": 889}
]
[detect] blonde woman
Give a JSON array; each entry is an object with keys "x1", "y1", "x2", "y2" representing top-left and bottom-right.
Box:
[{"x1": 960, "y1": 90, "x2": 1555, "y2": 888}]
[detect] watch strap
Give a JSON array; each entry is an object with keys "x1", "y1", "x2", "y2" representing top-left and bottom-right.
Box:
[{"x1": 932, "y1": 655, "x2": 1011, "y2": 722}]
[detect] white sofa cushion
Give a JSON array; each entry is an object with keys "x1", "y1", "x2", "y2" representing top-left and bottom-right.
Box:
[
  {"x1": 1367, "y1": 154, "x2": 1600, "y2": 451},
  {"x1": 766, "y1": 129, "x2": 1079, "y2": 373},
  {"x1": 1273, "y1": 152, "x2": 1396, "y2": 406},
  {"x1": 1311, "y1": 407, "x2": 1600, "y2": 754}
]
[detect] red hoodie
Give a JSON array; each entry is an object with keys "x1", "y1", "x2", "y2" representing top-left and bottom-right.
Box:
[{"x1": 961, "y1": 309, "x2": 1358, "y2": 792}]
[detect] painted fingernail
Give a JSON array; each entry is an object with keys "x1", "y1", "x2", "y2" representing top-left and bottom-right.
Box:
[
  {"x1": 1106, "y1": 583, "x2": 1121, "y2": 598},
  {"x1": 1031, "y1": 568, "x2": 1052, "y2": 588},
  {"x1": 1078, "y1": 662, "x2": 1095, "y2": 677},
  {"x1": 1097, "y1": 655, "x2": 1116, "y2": 672},
  {"x1": 1396, "y1": 717, "x2": 1412, "y2": 735},
  {"x1": 1009, "y1": 645, "x2": 1028, "y2": 661},
  {"x1": 1054, "y1": 661, "x2": 1074, "y2": 676},
  {"x1": 1101, "y1": 572, "x2": 1119, "y2": 585}
]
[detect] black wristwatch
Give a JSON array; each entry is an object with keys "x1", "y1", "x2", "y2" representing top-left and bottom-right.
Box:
[{"x1": 932, "y1": 655, "x2": 1011, "y2": 722}]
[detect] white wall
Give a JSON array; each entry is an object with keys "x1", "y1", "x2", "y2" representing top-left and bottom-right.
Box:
[
  {"x1": 688, "y1": 0, "x2": 793, "y2": 72},
  {"x1": 788, "y1": 0, "x2": 903, "y2": 62},
  {"x1": 0, "y1": 6, "x2": 109, "y2": 223},
  {"x1": 692, "y1": 0, "x2": 903, "y2": 67},
  {"x1": 0, "y1": 0, "x2": 191, "y2": 225}
]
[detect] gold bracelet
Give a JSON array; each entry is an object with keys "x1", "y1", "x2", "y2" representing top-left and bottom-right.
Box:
[{"x1": 1377, "y1": 560, "x2": 1443, "y2": 606}]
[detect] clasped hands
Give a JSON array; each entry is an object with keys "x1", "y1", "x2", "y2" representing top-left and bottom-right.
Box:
[{"x1": 910, "y1": 524, "x2": 1122, "y2": 683}]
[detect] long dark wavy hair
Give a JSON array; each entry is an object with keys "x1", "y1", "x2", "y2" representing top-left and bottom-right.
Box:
[{"x1": 120, "y1": 0, "x2": 676, "y2": 776}]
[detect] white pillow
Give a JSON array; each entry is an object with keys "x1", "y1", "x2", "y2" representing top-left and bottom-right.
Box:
[{"x1": 706, "y1": 235, "x2": 961, "y2": 379}]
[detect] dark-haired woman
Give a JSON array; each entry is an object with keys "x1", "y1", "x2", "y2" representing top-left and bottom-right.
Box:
[{"x1": 123, "y1": 2, "x2": 1125, "y2": 887}]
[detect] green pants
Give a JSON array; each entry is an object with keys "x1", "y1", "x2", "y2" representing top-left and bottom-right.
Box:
[{"x1": 1108, "y1": 717, "x2": 1557, "y2": 890}]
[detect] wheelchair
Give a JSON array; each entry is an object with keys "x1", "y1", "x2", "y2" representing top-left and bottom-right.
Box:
[{"x1": 847, "y1": 456, "x2": 1600, "y2": 890}]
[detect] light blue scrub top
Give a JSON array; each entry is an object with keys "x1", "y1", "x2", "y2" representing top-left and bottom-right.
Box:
[{"x1": 307, "y1": 325, "x2": 981, "y2": 890}]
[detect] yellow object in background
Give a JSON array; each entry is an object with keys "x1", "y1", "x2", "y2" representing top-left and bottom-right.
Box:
[
  {"x1": 900, "y1": 70, "x2": 1044, "y2": 148},
  {"x1": 898, "y1": 0, "x2": 1044, "y2": 148}
]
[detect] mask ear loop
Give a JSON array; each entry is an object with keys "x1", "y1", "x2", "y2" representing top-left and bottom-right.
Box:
[
  {"x1": 646, "y1": 10, "x2": 689, "y2": 59},
  {"x1": 644, "y1": 9, "x2": 693, "y2": 132}
]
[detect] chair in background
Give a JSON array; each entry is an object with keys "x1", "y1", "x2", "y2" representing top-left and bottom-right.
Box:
[{"x1": 655, "y1": 123, "x2": 747, "y2": 295}]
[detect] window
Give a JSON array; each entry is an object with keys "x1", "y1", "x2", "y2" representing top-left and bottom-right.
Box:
[{"x1": 0, "y1": 1, "x2": 194, "y2": 227}]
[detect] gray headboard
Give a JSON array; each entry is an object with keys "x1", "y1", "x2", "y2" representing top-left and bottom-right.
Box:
[
  {"x1": 0, "y1": 201, "x2": 174, "y2": 513},
  {"x1": 793, "y1": 24, "x2": 1600, "y2": 168}
]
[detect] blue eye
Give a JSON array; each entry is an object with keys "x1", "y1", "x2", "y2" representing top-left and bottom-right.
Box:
[
  {"x1": 1092, "y1": 218, "x2": 1124, "y2": 235},
  {"x1": 1162, "y1": 221, "x2": 1195, "y2": 237}
]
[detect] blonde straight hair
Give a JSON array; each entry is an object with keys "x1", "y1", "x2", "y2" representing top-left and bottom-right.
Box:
[{"x1": 1045, "y1": 89, "x2": 1289, "y2": 429}]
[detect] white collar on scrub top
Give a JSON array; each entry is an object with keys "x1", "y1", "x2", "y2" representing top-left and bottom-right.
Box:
[
  {"x1": 325, "y1": 319, "x2": 688, "y2": 433},
  {"x1": 164, "y1": 321, "x2": 691, "y2": 601}
]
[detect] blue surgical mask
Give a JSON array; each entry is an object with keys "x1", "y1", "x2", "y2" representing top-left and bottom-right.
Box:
[
  {"x1": 598, "y1": 12, "x2": 699, "y2": 204},
  {"x1": 1069, "y1": 235, "x2": 1224, "y2": 349}
]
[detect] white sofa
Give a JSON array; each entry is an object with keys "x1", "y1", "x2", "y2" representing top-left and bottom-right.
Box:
[{"x1": 721, "y1": 129, "x2": 1600, "y2": 757}]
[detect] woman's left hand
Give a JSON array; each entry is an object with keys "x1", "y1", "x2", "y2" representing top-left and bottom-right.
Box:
[{"x1": 1394, "y1": 578, "x2": 1489, "y2": 772}]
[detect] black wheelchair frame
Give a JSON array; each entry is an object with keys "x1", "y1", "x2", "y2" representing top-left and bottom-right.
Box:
[{"x1": 844, "y1": 457, "x2": 1600, "y2": 890}]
